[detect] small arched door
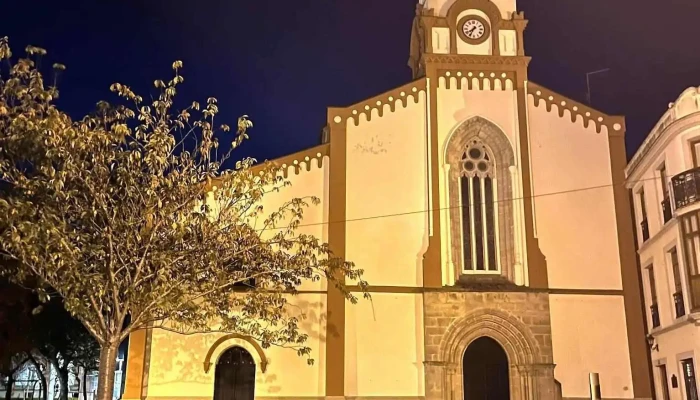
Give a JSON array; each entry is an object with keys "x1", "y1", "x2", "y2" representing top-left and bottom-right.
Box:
[
  {"x1": 214, "y1": 347, "x2": 255, "y2": 400},
  {"x1": 463, "y1": 337, "x2": 510, "y2": 400}
]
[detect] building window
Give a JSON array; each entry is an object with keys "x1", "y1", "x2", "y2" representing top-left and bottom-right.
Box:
[
  {"x1": 445, "y1": 117, "x2": 516, "y2": 282},
  {"x1": 660, "y1": 163, "x2": 673, "y2": 224},
  {"x1": 691, "y1": 139, "x2": 700, "y2": 168},
  {"x1": 658, "y1": 364, "x2": 671, "y2": 400},
  {"x1": 648, "y1": 265, "x2": 660, "y2": 328},
  {"x1": 682, "y1": 358, "x2": 699, "y2": 400},
  {"x1": 639, "y1": 188, "x2": 650, "y2": 242},
  {"x1": 682, "y1": 211, "x2": 700, "y2": 311},
  {"x1": 460, "y1": 141, "x2": 498, "y2": 272},
  {"x1": 670, "y1": 247, "x2": 686, "y2": 318}
]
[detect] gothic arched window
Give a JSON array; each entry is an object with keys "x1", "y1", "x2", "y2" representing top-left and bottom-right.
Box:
[
  {"x1": 460, "y1": 140, "x2": 498, "y2": 272},
  {"x1": 445, "y1": 117, "x2": 517, "y2": 283}
]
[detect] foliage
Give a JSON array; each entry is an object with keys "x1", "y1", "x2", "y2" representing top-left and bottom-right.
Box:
[{"x1": 0, "y1": 37, "x2": 366, "y2": 400}]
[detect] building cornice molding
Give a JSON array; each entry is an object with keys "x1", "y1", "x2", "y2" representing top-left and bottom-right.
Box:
[
  {"x1": 328, "y1": 78, "x2": 428, "y2": 127},
  {"x1": 627, "y1": 86, "x2": 700, "y2": 179},
  {"x1": 528, "y1": 82, "x2": 625, "y2": 136},
  {"x1": 423, "y1": 54, "x2": 531, "y2": 67},
  {"x1": 626, "y1": 112, "x2": 700, "y2": 181},
  {"x1": 268, "y1": 144, "x2": 329, "y2": 179}
]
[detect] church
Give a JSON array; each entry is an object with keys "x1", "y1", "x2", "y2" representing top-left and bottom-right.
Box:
[{"x1": 122, "y1": 0, "x2": 652, "y2": 399}]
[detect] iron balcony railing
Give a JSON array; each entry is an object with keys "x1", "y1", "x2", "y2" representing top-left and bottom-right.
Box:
[
  {"x1": 641, "y1": 219, "x2": 650, "y2": 242},
  {"x1": 650, "y1": 303, "x2": 661, "y2": 329},
  {"x1": 674, "y1": 291, "x2": 686, "y2": 319},
  {"x1": 662, "y1": 197, "x2": 673, "y2": 224},
  {"x1": 672, "y1": 167, "x2": 700, "y2": 211}
]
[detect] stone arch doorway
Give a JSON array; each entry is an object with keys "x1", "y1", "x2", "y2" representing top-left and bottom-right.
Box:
[
  {"x1": 213, "y1": 347, "x2": 255, "y2": 400},
  {"x1": 463, "y1": 336, "x2": 510, "y2": 400}
]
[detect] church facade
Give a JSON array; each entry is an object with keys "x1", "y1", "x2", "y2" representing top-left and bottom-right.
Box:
[{"x1": 122, "y1": 0, "x2": 652, "y2": 399}]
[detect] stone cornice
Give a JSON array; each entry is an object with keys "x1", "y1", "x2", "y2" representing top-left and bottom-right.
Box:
[
  {"x1": 528, "y1": 82, "x2": 625, "y2": 136},
  {"x1": 626, "y1": 87, "x2": 700, "y2": 179},
  {"x1": 328, "y1": 78, "x2": 428, "y2": 127},
  {"x1": 268, "y1": 144, "x2": 329, "y2": 179},
  {"x1": 423, "y1": 54, "x2": 531, "y2": 67}
]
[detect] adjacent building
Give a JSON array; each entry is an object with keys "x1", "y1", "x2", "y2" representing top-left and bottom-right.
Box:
[
  {"x1": 626, "y1": 86, "x2": 700, "y2": 400},
  {"x1": 123, "y1": 0, "x2": 652, "y2": 399}
]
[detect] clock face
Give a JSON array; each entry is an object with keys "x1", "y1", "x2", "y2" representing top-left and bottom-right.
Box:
[{"x1": 462, "y1": 18, "x2": 487, "y2": 40}]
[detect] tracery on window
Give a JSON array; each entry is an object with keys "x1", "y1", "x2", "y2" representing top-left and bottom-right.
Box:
[
  {"x1": 445, "y1": 116, "x2": 516, "y2": 284},
  {"x1": 459, "y1": 140, "x2": 498, "y2": 273}
]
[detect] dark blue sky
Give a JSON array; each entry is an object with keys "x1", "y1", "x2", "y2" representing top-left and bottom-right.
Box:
[{"x1": 3, "y1": 0, "x2": 699, "y2": 160}]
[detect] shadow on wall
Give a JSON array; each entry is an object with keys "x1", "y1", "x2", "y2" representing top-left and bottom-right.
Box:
[{"x1": 146, "y1": 299, "x2": 328, "y2": 395}]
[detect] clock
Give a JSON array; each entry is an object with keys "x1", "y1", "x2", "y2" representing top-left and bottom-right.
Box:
[{"x1": 457, "y1": 15, "x2": 491, "y2": 45}]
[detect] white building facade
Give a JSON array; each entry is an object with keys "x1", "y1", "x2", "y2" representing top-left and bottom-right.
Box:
[{"x1": 626, "y1": 86, "x2": 700, "y2": 400}]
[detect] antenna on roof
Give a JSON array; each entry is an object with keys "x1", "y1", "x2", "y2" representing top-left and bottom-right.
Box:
[{"x1": 585, "y1": 68, "x2": 610, "y2": 106}]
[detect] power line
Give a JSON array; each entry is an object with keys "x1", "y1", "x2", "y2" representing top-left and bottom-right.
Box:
[{"x1": 261, "y1": 175, "x2": 665, "y2": 231}]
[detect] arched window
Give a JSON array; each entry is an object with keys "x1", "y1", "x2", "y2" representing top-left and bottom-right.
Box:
[
  {"x1": 459, "y1": 140, "x2": 498, "y2": 272},
  {"x1": 445, "y1": 117, "x2": 517, "y2": 283},
  {"x1": 214, "y1": 347, "x2": 255, "y2": 400}
]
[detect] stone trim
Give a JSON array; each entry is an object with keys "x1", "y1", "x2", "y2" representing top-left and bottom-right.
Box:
[
  {"x1": 456, "y1": 14, "x2": 491, "y2": 45},
  {"x1": 423, "y1": 293, "x2": 557, "y2": 400},
  {"x1": 444, "y1": 117, "x2": 516, "y2": 282},
  {"x1": 438, "y1": 69, "x2": 516, "y2": 90},
  {"x1": 344, "y1": 285, "x2": 624, "y2": 296},
  {"x1": 627, "y1": 85, "x2": 700, "y2": 177},
  {"x1": 528, "y1": 82, "x2": 625, "y2": 136},
  {"x1": 270, "y1": 144, "x2": 329, "y2": 179},
  {"x1": 325, "y1": 106, "x2": 348, "y2": 397},
  {"x1": 446, "y1": 0, "x2": 503, "y2": 55},
  {"x1": 329, "y1": 79, "x2": 427, "y2": 127},
  {"x1": 438, "y1": 308, "x2": 540, "y2": 365},
  {"x1": 203, "y1": 334, "x2": 268, "y2": 374},
  {"x1": 423, "y1": 53, "x2": 531, "y2": 67}
]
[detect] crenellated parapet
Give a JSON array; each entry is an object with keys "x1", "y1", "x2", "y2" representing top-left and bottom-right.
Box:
[
  {"x1": 528, "y1": 82, "x2": 625, "y2": 135},
  {"x1": 438, "y1": 69, "x2": 515, "y2": 90},
  {"x1": 270, "y1": 144, "x2": 329, "y2": 179},
  {"x1": 329, "y1": 78, "x2": 428, "y2": 127}
]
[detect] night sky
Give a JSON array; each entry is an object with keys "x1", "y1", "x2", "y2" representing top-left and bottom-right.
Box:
[{"x1": 3, "y1": 0, "x2": 699, "y2": 160}]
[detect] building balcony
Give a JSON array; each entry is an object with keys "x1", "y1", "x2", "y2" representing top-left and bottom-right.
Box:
[
  {"x1": 650, "y1": 303, "x2": 661, "y2": 329},
  {"x1": 672, "y1": 167, "x2": 700, "y2": 212},
  {"x1": 674, "y1": 291, "x2": 686, "y2": 318},
  {"x1": 640, "y1": 219, "x2": 650, "y2": 242}
]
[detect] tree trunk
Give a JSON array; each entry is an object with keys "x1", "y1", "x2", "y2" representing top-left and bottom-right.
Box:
[
  {"x1": 4, "y1": 376, "x2": 13, "y2": 400},
  {"x1": 27, "y1": 355, "x2": 48, "y2": 400},
  {"x1": 49, "y1": 358, "x2": 69, "y2": 400},
  {"x1": 95, "y1": 342, "x2": 118, "y2": 400},
  {"x1": 82, "y1": 368, "x2": 88, "y2": 400},
  {"x1": 58, "y1": 368, "x2": 69, "y2": 400}
]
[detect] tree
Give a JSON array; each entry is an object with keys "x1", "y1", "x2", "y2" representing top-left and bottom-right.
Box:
[
  {"x1": 0, "y1": 278, "x2": 32, "y2": 400},
  {"x1": 0, "y1": 278, "x2": 100, "y2": 400},
  {"x1": 30, "y1": 297, "x2": 101, "y2": 400},
  {"x1": 0, "y1": 37, "x2": 367, "y2": 400}
]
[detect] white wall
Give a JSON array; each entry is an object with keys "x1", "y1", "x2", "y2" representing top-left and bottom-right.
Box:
[
  {"x1": 344, "y1": 293, "x2": 425, "y2": 397},
  {"x1": 527, "y1": 96, "x2": 622, "y2": 291},
  {"x1": 345, "y1": 90, "x2": 429, "y2": 288},
  {"x1": 549, "y1": 295, "x2": 634, "y2": 399},
  {"x1": 146, "y1": 294, "x2": 327, "y2": 398}
]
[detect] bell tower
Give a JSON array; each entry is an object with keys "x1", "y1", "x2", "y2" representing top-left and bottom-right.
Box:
[{"x1": 409, "y1": 0, "x2": 528, "y2": 78}]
